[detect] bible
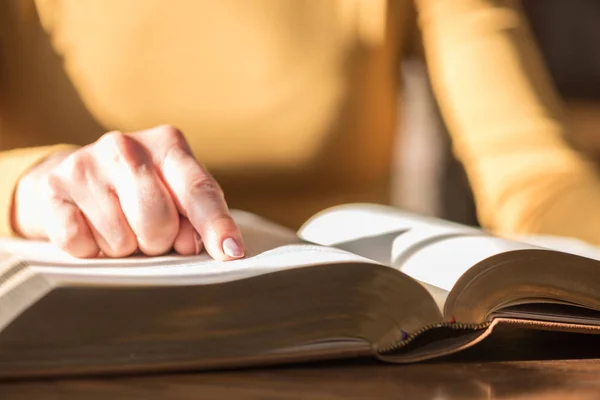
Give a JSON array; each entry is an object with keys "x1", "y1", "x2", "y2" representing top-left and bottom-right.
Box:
[{"x1": 2, "y1": 203, "x2": 600, "y2": 378}]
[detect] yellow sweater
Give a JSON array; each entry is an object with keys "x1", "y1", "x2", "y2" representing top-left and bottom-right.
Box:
[{"x1": 1, "y1": 0, "x2": 599, "y2": 243}]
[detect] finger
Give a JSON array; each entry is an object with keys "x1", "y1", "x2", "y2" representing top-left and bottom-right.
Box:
[
  {"x1": 56, "y1": 149, "x2": 138, "y2": 258},
  {"x1": 96, "y1": 132, "x2": 180, "y2": 256},
  {"x1": 45, "y1": 198, "x2": 99, "y2": 258},
  {"x1": 132, "y1": 125, "x2": 245, "y2": 261},
  {"x1": 163, "y1": 151, "x2": 244, "y2": 260},
  {"x1": 173, "y1": 216, "x2": 203, "y2": 255},
  {"x1": 82, "y1": 188, "x2": 139, "y2": 258}
]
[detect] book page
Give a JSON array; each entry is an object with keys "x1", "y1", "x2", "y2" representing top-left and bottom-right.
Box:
[
  {"x1": 404, "y1": 235, "x2": 600, "y2": 294},
  {"x1": 515, "y1": 235, "x2": 600, "y2": 261},
  {"x1": 394, "y1": 235, "x2": 533, "y2": 292},
  {"x1": 299, "y1": 204, "x2": 537, "y2": 302},
  {"x1": 298, "y1": 203, "x2": 473, "y2": 264},
  {"x1": 493, "y1": 303, "x2": 600, "y2": 326},
  {"x1": 0, "y1": 210, "x2": 376, "y2": 285}
]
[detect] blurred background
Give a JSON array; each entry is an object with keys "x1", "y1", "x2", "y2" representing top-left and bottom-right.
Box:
[{"x1": 396, "y1": 0, "x2": 600, "y2": 226}]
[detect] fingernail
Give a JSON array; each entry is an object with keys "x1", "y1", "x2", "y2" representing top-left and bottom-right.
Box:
[{"x1": 222, "y1": 237, "x2": 244, "y2": 258}]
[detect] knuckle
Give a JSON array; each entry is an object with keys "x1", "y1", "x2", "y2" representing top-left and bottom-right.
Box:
[
  {"x1": 188, "y1": 177, "x2": 224, "y2": 199},
  {"x1": 156, "y1": 125, "x2": 190, "y2": 160},
  {"x1": 142, "y1": 216, "x2": 179, "y2": 245},
  {"x1": 50, "y1": 211, "x2": 87, "y2": 250},
  {"x1": 38, "y1": 172, "x2": 64, "y2": 199},
  {"x1": 208, "y1": 214, "x2": 238, "y2": 235},
  {"x1": 157, "y1": 124, "x2": 184, "y2": 142},
  {"x1": 163, "y1": 145, "x2": 187, "y2": 164},
  {"x1": 98, "y1": 130, "x2": 128, "y2": 149},
  {"x1": 134, "y1": 213, "x2": 179, "y2": 256},
  {"x1": 97, "y1": 130, "x2": 127, "y2": 152},
  {"x1": 106, "y1": 233, "x2": 138, "y2": 257},
  {"x1": 139, "y1": 238, "x2": 176, "y2": 257},
  {"x1": 59, "y1": 150, "x2": 93, "y2": 183},
  {"x1": 97, "y1": 131, "x2": 131, "y2": 156},
  {"x1": 96, "y1": 131, "x2": 148, "y2": 172},
  {"x1": 55, "y1": 230, "x2": 82, "y2": 252}
]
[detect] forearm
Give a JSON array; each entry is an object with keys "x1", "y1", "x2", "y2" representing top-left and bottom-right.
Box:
[{"x1": 416, "y1": 0, "x2": 600, "y2": 243}]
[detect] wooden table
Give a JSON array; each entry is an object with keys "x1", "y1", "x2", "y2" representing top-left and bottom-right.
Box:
[{"x1": 2, "y1": 324, "x2": 600, "y2": 399}]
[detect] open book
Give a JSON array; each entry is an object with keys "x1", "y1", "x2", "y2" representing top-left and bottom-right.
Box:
[{"x1": 2, "y1": 203, "x2": 600, "y2": 378}]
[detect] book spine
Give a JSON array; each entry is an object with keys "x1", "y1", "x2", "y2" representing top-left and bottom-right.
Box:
[{"x1": 378, "y1": 320, "x2": 492, "y2": 353}]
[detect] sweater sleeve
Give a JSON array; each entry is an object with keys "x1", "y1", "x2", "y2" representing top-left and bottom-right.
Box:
[
  {"x1": 0, "y1": 144, "x2": 79, "y2": 236},
  {"x1": 415, "y1": 0, "x2": 600, "y2": 244}
]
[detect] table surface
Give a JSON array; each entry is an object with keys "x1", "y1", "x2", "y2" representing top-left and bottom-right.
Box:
[{"x1": 3, "y1": 325, "x2": 600, "y2": 400}]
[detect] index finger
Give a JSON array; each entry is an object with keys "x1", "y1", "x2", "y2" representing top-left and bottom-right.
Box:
[{"x1": 132, "y1": 125, "x2": 245, "y2": 261}]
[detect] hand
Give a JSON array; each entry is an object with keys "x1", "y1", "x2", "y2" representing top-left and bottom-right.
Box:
[{"x1": 12, "y1": 125, "x2": 245, "y2": 260}]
